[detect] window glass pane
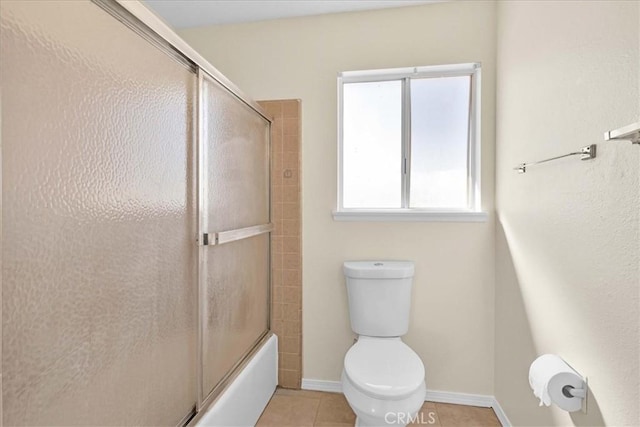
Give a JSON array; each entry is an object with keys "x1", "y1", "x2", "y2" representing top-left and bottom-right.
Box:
[
  {"x1": 343, "y1": 80, "x2": 402, "y2": 208},
  {"x1": 410, "y1": 76, "x2": 470, "y2": 208}
]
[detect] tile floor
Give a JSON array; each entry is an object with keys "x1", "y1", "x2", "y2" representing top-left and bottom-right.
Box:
[{"x1": 257, "y1": 388, "x2": 502, "y2": 427}]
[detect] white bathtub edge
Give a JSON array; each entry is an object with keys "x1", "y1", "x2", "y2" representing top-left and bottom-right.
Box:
[{"x1": 195, "y1": 334, "x2": 278, "y2": 427}]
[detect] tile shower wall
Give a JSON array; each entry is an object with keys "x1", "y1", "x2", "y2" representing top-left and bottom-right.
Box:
[{"x1": 258, "y1": 100, "x2": 302, "y2": 389}]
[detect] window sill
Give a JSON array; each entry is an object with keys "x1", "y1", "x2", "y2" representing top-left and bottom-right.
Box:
[{"x1": 332, "y1": 210, "x2": 489, "y2": 222}]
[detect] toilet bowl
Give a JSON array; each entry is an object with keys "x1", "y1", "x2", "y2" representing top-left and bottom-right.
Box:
[
  {"x1": 342, "y1": 337, "x2": 426, "y2": 426},
  {"x1": 341, "y1": 261, "x2": 426, "y2": 427}
]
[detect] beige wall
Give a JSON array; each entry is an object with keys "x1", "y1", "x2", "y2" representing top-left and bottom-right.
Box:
[
  {"x1": 180, "y1": 1, "x2": 497, "y2": 394},
  {"x1": 495, "y1": 1, "x2": 640, "y2": 426}
]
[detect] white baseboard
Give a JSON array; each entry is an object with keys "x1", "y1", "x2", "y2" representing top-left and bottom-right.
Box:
[
  {"x1": 301, "y1": 379, "x2": 511, "y2": 427},
  {"x1": 424, "y1": 389, "x2": 493, "y2": 407},
  {"x1": 301, "y1": 378, "x2": 343, "y2": 393},
  {"x1": 490, "y1": 397, "x2": 512, "y2": 427}
]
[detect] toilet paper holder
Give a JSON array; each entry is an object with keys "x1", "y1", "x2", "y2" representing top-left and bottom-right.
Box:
[
  {"x1": 529, "y1": 354, "x2": 588, "y2": 413},
  {"x1": 562, "y1": 385, "x2": 586, "y2": 399},
  {"x1": 562, "y1": 381, "x2": 588, "y2": 414}
]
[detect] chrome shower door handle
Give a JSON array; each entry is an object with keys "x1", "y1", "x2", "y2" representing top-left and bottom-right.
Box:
[{"x1": 200, "y1": 223, "x2": 274, "y2": 246}]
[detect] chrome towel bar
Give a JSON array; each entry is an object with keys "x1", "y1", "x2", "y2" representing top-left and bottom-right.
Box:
[
  {"x1": 514, "y1": 144, "x2": 596, "y2": 174},
  {"x1": 604, "y1": 121, "x2": 640, "y2": 144}
]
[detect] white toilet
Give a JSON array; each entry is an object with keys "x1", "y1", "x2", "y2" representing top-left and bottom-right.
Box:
[{"x1": 341, "y1": 261, "x2": 426, "y2": 427}]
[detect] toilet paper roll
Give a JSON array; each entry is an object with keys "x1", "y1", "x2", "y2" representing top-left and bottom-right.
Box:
[{"x1": 529, "y1": 354, "x2": 585, "y2": 412}]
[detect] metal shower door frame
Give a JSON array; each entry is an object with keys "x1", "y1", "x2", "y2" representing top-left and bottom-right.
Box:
[
  {"x1": 195, "y1": 67, "x2": 273, "y2": 412},
  {"x1": 93, "y1": 0, "x2": 273, "y2": 421}
]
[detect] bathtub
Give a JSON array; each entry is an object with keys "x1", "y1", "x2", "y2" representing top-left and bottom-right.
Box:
[{"x1": 193, "y1": 334, "x2": 278, "y2": 426}]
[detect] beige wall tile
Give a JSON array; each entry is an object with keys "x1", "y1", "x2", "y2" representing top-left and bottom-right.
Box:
[
  {"x1": 272, "y1": 265, "x2": 283, "y2": 280},
  {"x1": 271, "y1": 155, "x2": 283, "y2": 174},
  {"x1": 272, "y1": 236, "x2": 284, "y2": 254},
  {"x1": 271, "y1": 116, "x2": 283, "y2": 138},
  {"x1": 282, "y1": 100, "x2": 300, "y2": 118},
  {"x1": 283, "y1": 303, "x2": 299, "y2": 322},
  {"x1": 271, "y1": 171, "x2": 283, "y2": 188},
  {"x1": 280, "y1": 353, "x2": 301, "y2": 372},
  {"x1": 272, "y1": 287, "x2": 284, "y2": 304},
  {"x1": 282, "y1": 220, "x2": 300, "y2": 236},
  {"x1": 271, "y1": 187, "x2": 283, "y2": 203},
  {"x1": 282, "y1": 168, "x2": 299, "y2": 183},
  {"x1": 272, "y1": 203, "x2": 283, "y2": 221},
  {"x1": 272, "y1": 303, "x2": 284, "y2": 321},
  {"x1": 259, "y1": 99, "x2": 302, "y2": 389},
  {"x1": 282, "y1": 203, "x2": 300, "y2": 221},
  {"x1": 271, "y1": 219, "x2": 284, "y2": 236},
  {"x1": 283, "y1": 185, "x2": 299, "y2": 203},
  {"x1": 271, "y1": 132, "x2": 283, "y2": 153},
  {"x1": 282, "y1": 134, "x2": 300, "y2": 153},
  {"x1": 283, "y1": 270, "x2": 301, "y2": 287},
  {"x1": 283, "y1": 134, "x2": 299, "y2": 153},
  {"x1": 283, "y1": 253, "x2": 301, "y2": 270},
  {"x1": 283, "y1": 151, "x2": 298, "y2": 170},
  {"x1": 283, "y1": 287, "x2": 300, "y2": 304},
  {"x1": 278, "y1": 369, "x2": 301, "y2": 389},
  {"x1": 280, "y1": 336, "x2": 300, "y2": 354},
  {"x1": 271, "y1": 319, "x2": 285, "y2": 334},
  {"x1": 260, "y1": 101, "x2": 282, "y2": 117},
  {"x1": 283, "y1": 118, "x2": 299, "y2": 136},
  {"x1": 284, "y1": 320, "x2": 301, "y2": 337}
]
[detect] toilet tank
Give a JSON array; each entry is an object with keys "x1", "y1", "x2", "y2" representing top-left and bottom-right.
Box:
[{"x1": 343, "y1": 261, "x2": 415, "y2": 337}]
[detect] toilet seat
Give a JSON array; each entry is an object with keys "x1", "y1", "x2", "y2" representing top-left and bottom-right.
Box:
[{"x1": 344, "y1": 337, "x2": 425, "y2": 400}]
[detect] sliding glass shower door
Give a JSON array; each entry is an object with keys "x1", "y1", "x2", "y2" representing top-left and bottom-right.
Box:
[
  {"x1": 198, "y1": 73, "x2": 271, "y2": 405},
  {"x1": 1, "y1": 1, "x2": 198, "y2": 425},
  {"x1": 2, "y1": 0, "x2": 272, "y2": 425}
]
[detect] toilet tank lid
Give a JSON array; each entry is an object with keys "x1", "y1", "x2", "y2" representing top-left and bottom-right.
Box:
[{"x1": 343, "y1": 261, "x2": 414, "y2": 279}]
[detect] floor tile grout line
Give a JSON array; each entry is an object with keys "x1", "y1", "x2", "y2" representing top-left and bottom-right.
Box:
[{"x1": 311, "y1": 393, "x2": 323, "y2": 426}]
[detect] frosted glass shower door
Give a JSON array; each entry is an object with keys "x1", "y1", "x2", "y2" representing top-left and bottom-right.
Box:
[
  {"x1": 1, "y1": 1, "x2": 197, "y2": 425},
  {"x1": 199, "y1": 73, "x2": 271, "y2": 403}
]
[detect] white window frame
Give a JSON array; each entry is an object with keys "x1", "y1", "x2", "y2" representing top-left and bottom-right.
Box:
[{"x1": 333, "y1": 63, "x2": 487, "y2": 222}]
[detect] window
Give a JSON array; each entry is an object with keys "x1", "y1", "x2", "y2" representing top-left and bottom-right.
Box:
[{"x1": 334, "y1": 63, "x2": 486, "y2": 222}]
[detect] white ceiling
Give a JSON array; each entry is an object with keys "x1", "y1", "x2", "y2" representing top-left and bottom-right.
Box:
[{"x1": 144, "y1": 0, "x2": 439, "y2": 29}]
